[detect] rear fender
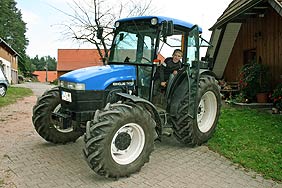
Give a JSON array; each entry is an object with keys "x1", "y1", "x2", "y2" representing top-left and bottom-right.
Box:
[
  {"x1": 167, "y1": 68, "x2": 217, "y2": 116},
  {"x1": 200, "y1": 69, "x2": 217, "y2": 78}
]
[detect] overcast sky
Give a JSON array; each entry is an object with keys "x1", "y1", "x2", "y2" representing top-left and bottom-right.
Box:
[{"x1": 16, "y1": 0, "x2": 233, "y2": 59}]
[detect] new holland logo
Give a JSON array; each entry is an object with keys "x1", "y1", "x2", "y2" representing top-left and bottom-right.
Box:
[{"x1": 112, "y1": 81, "x2": 134, "y2": 86}]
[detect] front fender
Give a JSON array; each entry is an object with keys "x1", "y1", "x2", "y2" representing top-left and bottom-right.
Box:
[{"x1": 116, "y1": 93, "x2": 162, "y2": 138}]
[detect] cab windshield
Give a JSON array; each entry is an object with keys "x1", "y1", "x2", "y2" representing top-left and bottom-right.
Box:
[{"x1": 109, "y1": 24, "x2": 158, "y2": 64}]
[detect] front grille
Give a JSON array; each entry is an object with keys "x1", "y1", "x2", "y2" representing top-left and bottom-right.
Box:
[{"x1": 59, "y1": 87, "x2": 105, "y2": 112}]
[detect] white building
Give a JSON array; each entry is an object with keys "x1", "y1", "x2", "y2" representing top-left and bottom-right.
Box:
[{"x1": 0, "y1": 38, "x2": 19, "y2": 84}]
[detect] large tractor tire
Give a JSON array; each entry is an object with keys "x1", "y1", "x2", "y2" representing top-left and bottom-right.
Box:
[
  {"x1": 173, "y1": 75, "x2": 221, "y2": 146},
  {"x1": 84, "y1": 102, "x2": 156, "y2": 178},
  {"x1": 32, "y1": 87, "x2": 83, "y2": 144}
]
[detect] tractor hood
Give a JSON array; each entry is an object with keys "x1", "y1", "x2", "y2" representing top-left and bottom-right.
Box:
[{"x1": 59, "y1": 65, "x2": 136, "y2": 90}]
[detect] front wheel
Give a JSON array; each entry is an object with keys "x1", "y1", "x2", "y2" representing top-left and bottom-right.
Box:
[
  {"x1": 32, "y1": 87, "x2": 83, "y2": 144},
  {"x1": 173, "y1": 75, "x2": 221, "y2": 146},
  {"x1": 84, "y1": 102, "x2": 156, "y2": 178}
]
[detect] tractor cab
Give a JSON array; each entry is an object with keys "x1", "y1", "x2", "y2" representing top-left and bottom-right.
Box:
[{"x1": 108, "y1": 16, "x2": 208, "y2": 109}]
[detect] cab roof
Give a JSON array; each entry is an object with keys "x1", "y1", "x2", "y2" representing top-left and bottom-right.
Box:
[{"x1": 116, "y1": 16, "x2": 202, "y2": 33}]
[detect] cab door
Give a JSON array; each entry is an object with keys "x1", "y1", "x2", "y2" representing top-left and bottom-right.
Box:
[{"x1": 136, "y1": 35, "x2": 154, "y2": 100}]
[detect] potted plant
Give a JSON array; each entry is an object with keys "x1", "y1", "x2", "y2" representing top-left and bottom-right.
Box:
[
  {"x1": 238, "y1": 62, "x2": 270, "y2": 103},
  {"x1": 272, "y1": 83, "x2": 282, "y2": 113}
]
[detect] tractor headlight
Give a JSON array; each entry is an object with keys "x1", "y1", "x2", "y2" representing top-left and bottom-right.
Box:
[
  {"x1": 59, "y1": 80, "x2": 85, "y2": 90},
  {"x1": 151, "y1": 18, "x2": 158, "y2": 25},
  {"x1": 115, "y1": 21, "x2": 120, "y2": 28}
]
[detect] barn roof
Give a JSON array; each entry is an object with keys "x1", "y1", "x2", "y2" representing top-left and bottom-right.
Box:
[{"x1": 210, "y1": 0, "x2": 282, "y2": 30}]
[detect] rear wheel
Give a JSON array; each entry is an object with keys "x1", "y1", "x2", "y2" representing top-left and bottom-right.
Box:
[
  {"x1": 172, "y1": 75, "x2": 221, "y2": 146},
  {"x1": 32, "y1": 87, "x2": 83, "y2": 144},
  {"x1": 84, "y1": 102, "x2": 155, "y2": 178}
]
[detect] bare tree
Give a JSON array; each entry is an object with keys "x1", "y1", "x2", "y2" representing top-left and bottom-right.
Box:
[{"x1": 54, "y1": 0, "x2": 155, "y2": 65}]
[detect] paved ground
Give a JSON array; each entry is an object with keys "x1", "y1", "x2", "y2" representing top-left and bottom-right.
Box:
[{"x1": 0, "y1": 82, "x2": 281, "y2": 188}]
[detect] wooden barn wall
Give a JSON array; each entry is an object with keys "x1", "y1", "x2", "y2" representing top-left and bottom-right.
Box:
[{"x1": 223, "y1": 7, "x2": 282, "y2": 89}]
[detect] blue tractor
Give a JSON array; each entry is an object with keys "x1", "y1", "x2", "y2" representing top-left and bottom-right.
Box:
[{"x1": 32, "y1": 16, "x2": 221, "y2": 178}]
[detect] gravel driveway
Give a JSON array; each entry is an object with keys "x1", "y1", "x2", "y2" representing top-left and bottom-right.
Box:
[
  {"x1": 12, "y1": 82, "x2": 55, "y2": 97},
  {"x1": 0, "y1": 82, "x2": 281, "y2": 188}
]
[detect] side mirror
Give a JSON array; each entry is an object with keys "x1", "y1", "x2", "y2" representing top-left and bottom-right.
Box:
[
  {"x1": 119, "y1": 33, "x2": 124, "y2": 41},
  {"x1": 162, "y1": 21, "x2": 174, "y2": 37}
]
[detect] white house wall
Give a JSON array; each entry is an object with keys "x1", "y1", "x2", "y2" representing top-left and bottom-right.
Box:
[{"x1": 0, "y1": 57, "x2": 11, "y2": 83}]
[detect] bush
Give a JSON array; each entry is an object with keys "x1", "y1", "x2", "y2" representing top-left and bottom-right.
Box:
[{"x1": 238, "y1": 63, "x2": 270, "y2": 101}]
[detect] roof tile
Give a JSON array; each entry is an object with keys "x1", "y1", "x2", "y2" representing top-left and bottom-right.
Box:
[{"x1": 57, "y1": 49, "x2": 103, "y2": 71}]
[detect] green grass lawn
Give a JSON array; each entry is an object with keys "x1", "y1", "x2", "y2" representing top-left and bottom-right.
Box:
[
  {"x1": 0, "y1": 87, "x2": 33, "y2": 107},
  {"x1": 208, "y1": 105, "x2": 282, "y2": 182}
]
